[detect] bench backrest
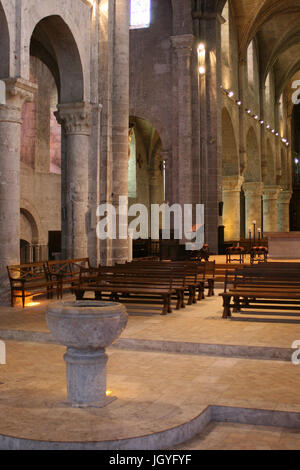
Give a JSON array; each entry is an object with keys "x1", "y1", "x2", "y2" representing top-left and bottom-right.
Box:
[
  {"x1": 7, "y1": 262, "x2": 47, "y2": 284},
  {"x1": 47, "y1": 258, "x2": 90, "y2": 277}
]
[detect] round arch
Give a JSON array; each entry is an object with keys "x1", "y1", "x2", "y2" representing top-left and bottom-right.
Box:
[
  {"x1": 30, "y1": 15, "x2": 84, "y2": 103},
  {"x1": 129, "y1": 108, "x2": 171, "y2": 152},
  {"x1": 0, "y1": 1, "x2": 10, "y2": 78},
  {"x1": 20, "y1": 199, "x2": 45, "y2": 245},
  {"x1": 262, "y1": 139, "x2": 276, "y2": 185},
  {"x1": 222, "y1": 107, "x2": 239, "y2": 176},
  {"x1": 20, "y1": 208, "x2": 39, "y2": 245}
]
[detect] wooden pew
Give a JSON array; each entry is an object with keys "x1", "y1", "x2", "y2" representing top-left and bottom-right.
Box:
[
  {"x1": 47, "y1": 258, "x2": 91, "y2": 298},
  {"x1": 220, "y1": 267, "x2": 300, "y2": 319},
  {"x1": 7, "y1": 262, "x2": 60, "y2": 308},
  {"x1": 74, "y1": 265, "x2": 177, "y2": 315}
]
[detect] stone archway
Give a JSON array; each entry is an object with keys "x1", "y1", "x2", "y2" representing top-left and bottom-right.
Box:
[
  {"x1": 221, "y1": 108, "x2": 242, "y2": 241},
  {"x1": 0, "y1": 1, "x2": 10, "y2": 78},
  {"x1": 243, "y1": 127, "x2": 263, "y2": 235},
  {"x1": 29, "y1": 16, "x2": 88, "y2": 260},
  {"x1": 128, "y1": 116, "x2": 164, "y2": 252},
  {"x1": 30, "y1": 15, "x2": 84, "y2": 103}
]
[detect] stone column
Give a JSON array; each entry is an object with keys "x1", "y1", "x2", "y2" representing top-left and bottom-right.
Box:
[
  {"x1": 193, "y1": 11, "x2": 223, "y2": 252},
  {"x1": 56, "y1": 103, "x2": 92, "y2": 259},
  {"x1": 171, "y1": 35, "x2": 194, "y2": 215},
  {"x1": 243, "y1": 182, "x2": 263, "y2": 236},
  {"x1": 161, "y1": 150, "x2": 171, "y2": 203},
  {"x1": 222, "y1": 176, "x2": 244, "y2": 242},
  {"x1": 262, "y1": 186, "x2": 281, "y2": 233},
  {"x1": 278, "y1": 190, "x2": 292, "y2": 232},
  {"x1": 0, "y1": 78, "x2": 36, "y2": 302},
  {"x1": 111, "y1": 0, "x2": 130, "y2": 264}
]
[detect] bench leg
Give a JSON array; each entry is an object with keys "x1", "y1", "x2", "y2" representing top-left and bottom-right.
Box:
[
  {"x1": 208, "y1": 280, "x2": 215, "y2": 297},
  {"x1": 161, "y1": 295, "x2": 168, "y2": 315},
  {"x1": 22, "y1": 290, "x2": 25, "y2": 308},
  {"x1": 168, "y1": 294, "x2": 172, "y2": 313},
  {"x1": 75, "y1": 290, "x2": 84, "y2": 301},
  {"x1": 176, "y1": 291, "x2": 181, "y2": 310},
  {"x1": 188, "y1": 288, "x2": 194, "y2": 305},
  {"x1": 95, "y1": 292, "x2": 102, "y2": 301},
  {"x1": 232, "y1": 296, "x2": 241, "y2": 313},
  {"x1": 222, "y1": 295, "x2": 232, "y2": 319},
  {"x1": 201, "y1": 282, "x2": 205, "y2": 300},
  {"x1": 198, "y1": 286, "x2": 202, "y2": 301},
  {"x1": 181, "y1": 291, "x2": 185, "y2": 308}
]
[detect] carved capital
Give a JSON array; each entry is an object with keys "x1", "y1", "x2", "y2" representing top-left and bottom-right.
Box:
[
  {"x1": 55, "y1": 102, "x2": 92, "y2": 136},
  {"x1": 0, "y1": 104, "x2": 23, "y2": 124},
  {"x1": 243, "y1": 182, "x2": 264, "y2": 196},
  {"x1": 278, "y1": 190, "x2": 292, "y2": 204},
  {"x1": 171, "y1": 34, "x2": 195, "y2": 56},
  {"x1": 223, "y1": 176, "x2": 244, "y2": 192},
  {"x1": 262, "y1": 186, "x2": 281, "y2": 201},
  {"x1": 4, "y1": 77, "x2": 37, "y2": 107}
]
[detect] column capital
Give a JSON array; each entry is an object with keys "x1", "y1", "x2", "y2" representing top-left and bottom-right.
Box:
[
  {"x1": 171, "y1": 34, "x2": 195, "y2": 56},
  {"x1": 55, "y1": 102, "x2": 93, "y2": 136},
  {"x1": 243, "y1": 182, "x2": 264, "y2": 195},
  {"x1": 262, "y1": 186, "x2": 281, "y2": 200},
  {"x1": 192, "y1": 11, "x2": 224, "y2": 24},
  {"x1": 0, "y1": 104, "x2": 22, "y2": 124},
  {"x1": 3, "y1": 77, "x2": 37, "y2": 107},
  {"x1": 223, "y1": 176, "x2": 244, "y2": 192},
  {"x1": 278, "y1": 190, "x2": 292, "y2": 204}
]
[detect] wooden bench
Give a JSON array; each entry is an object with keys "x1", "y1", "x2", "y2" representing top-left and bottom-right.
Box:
[
  {"x1": 220, "y1": 267, "x2": 300, "y2": 319},
  {"x1": 47, "y1": 258, "x2": 91, "y2": 298},
  {"x1": 74, "y1": 265, "x2": 177, "y2": 315},
  {"x1": 7, "y1": 262, "x2": 60, "y2": 308},
  {"x1": 125, "y1": 259, "x2": 215, "y2": 300}
]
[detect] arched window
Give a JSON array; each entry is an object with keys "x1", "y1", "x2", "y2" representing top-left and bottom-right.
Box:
[
  {"x1": 265, "y1": 73, "x2": 271, "y2": 106},
  {"x1": 247, "y1": 41, "x2": 254, "y2": 87},
  {"x1": 221, "y1": 2, "x2": 230, "y2": 67},
  {"x1": 130, "y1": 0, "x2": 151, "y2": 30}
]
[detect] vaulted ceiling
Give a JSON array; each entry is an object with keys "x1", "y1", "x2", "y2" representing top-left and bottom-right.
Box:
[{"x1": 230, "y1": 0, "x2": 300, "y2": 96}]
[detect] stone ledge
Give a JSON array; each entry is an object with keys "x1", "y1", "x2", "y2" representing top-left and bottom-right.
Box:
[{"x1": 0, "y1": 329, "x2": 293, "y2": 362}]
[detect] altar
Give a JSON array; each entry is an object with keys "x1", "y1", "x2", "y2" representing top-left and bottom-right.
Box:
[{"x1": 264, "y1": 232, "x2": 300, "y2": 259}]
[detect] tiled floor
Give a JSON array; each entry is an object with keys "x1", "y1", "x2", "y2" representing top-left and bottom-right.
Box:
[
  {"x1": 1, "y1": 259, "x2": 300, "y2": 449},
  {"x1": 1, "y1": 341, "x2": 300, "y2": 447},
  {"x1": 1, "y1": 288, "x2": 300, "y2": 349}
]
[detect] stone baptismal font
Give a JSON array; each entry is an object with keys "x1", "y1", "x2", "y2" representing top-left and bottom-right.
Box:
[{"x1": 46, "y1": 301, "x2": 128, "y2": 408}]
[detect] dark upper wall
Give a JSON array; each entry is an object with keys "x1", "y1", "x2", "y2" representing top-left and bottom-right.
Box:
[{"x1": 129, "y1": 0, "x2": 173, "y2": 150}]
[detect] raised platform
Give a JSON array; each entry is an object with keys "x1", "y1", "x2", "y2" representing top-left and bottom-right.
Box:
[
  {"x1": 1, "y1": 341, "x2": 300, "y2": 450},
  {"x1": 265, "y1": 232, "x2": 300, "y2": 259},
  {"x1": 1, "y1": 277, "x2": 300, "y2": 449}
]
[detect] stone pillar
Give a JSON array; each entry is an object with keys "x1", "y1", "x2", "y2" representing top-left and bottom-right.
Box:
[
  {"x1": 222, "y1": 176, "x2": 244, "y2": 242},
  {"x1": 171, "y1": 35, "x2": 194, "y2": 214},
  {"x1": 161, "y1": 150, "x2": 171, "y2": 203},
  {"x1": 111, "y1": 0, "x2": 130, "y2": 264},
  {"x1": 0, "y1": 78, "x2": 36, "y2": 302},
  {"x1": 193, "y1": 11, "x2": 223, "y2": 252},
  {"x1": 56, "y1": 103, "x2": 92, "y2": 259},
  {"x1": 238, "y1": 59, "x2": 247, "y2": 176},
  {"x1": 262, "y1": 186, "x2": 281, "y2": 233},
  {"x1": 278, "y1": 190, "x2": 292, "y2": 232},
  {"x1": 243, "y1": 182, "x2": 263, "y2": 235}
]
